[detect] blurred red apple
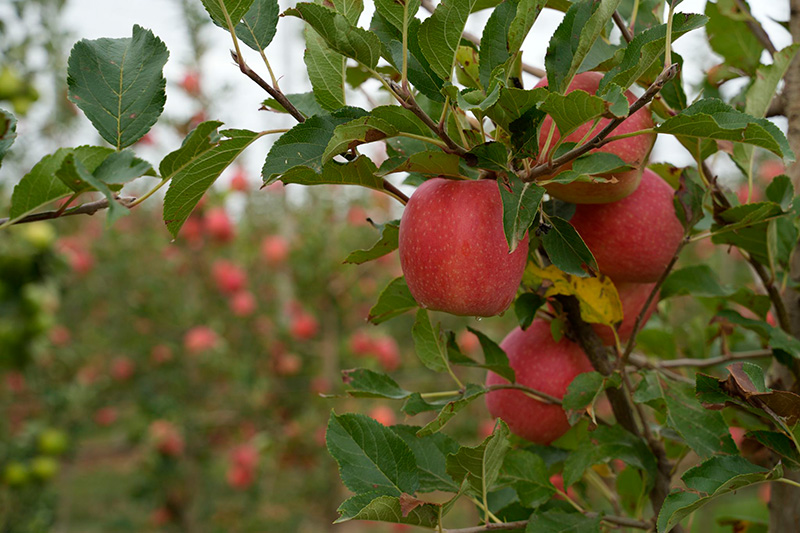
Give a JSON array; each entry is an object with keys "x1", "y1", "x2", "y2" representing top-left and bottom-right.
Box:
[
  {"x1": 48, "y1": 325, "x2": 72, "y2": 347},
  {"x1": 150, "y1": 344, "x2": 173, "y2": 365},
  {"x1": 94, "y1": 407, "x2": 118, "y2": 426},
  {"x1": 183, "y1": 326, "x2": 219, "y2": 354},
  {"x1": 180, "y1": 71, "x2": 201, "y2": 96},
  {"x1": 110, "y1": 356, "x2": 135, "y2": 381},
  {"x1": 204, "y1": 207, "x2": 235, "y2": 242},
  {"x1": 149, "y1": 420, "x2": 185, "y2": 457},
  {"x1": 229, "y1": 169, "x2": 249, "y2": 192},
  {"x1": 369, "y1": 405, "x2": 397, "y2": 426},
  {"x1": 275, "y1": 353, "x2": 303, "y2": 376},
  {"x1": 399, "y1": 178, "x2": 529, "y2": 317},
  {"x1": 261, "y1": 235, "x2": 289, "y2": 265},
  {"x1": 212, "y1": 259, "x2": 247, "y2": 294},
  {"x1": 346, "y1": 205, "x2": 369, "y2": 226},
  {"x1": 4, "y1": 371, "x2": 26, "y2": 394},
  {"x1": 231, "y1": 443, "x2": 259, "y2": 470},
  {"x1": 289, "y1": 312, "x2": 319, "y2": 340},
  {"x1": 229, "y1": 290, "x2": 257, "y2": 317},
  {"x1": 349, "y1": 331, "x2": 375, "y2": 356},
  {"x1": 457, "y1": 330, "x2": 481, "y2": 355},
  {"x1": 226, "y1": 464, "x2": 255, "y2": 489},
  {"x1": 373, "y1": 336, "x2": 401, "y2": 371}
]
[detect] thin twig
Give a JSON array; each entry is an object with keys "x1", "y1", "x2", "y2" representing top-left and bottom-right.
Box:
[
  {"x1": 643, "y1": 349, "x2": 773, "y2": 369},
  {"x1": 613, "y1": 11, "x2": 634, "y2": 44},
  {"x1": 231, "y1": 50, "x2": 306, "y2": 123},
  {"x1": 442, "y1": 512, "x2": 651, "y2": 533},
  {"x1": 486, "y1": 383, "x2": 562, "y2": 405},
  {"x1": 522, "y1": 63, "x2": 679, "y2": 182},
  {"x1": 733, "y1": 0, "x2": 778, "y2": 55},
  {"x1": 0, "y1": 197, "x2": 137, "y2": 226}
]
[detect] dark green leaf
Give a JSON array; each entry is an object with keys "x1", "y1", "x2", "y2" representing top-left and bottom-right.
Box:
[
  {"x1": 498, "y1": 174, "x2": 545, "y2": 253},
  {"x1": 479, "y1": 0, "x2": 518, "y2": 88},
  {"x1": 336, "y1": 493, "x2": 440, "y2": 526},
  {"x1": 747, "y1": 430, "x2": 800, "y2": 468},
  {"x1": 67, "y1": 25, "x2": 168, "y2": 150},
  {"x1": 56, "y1": 154, "x2": 129, "y2": 223},
  {"x1": 418, "y1": 385, "x2": 488, "y2": 436},
  {"x1": 705, "y1": 1, "x2": 762, "y2": 75},
  {"x1": 374, "y1": 0, "x2": 421, "y2": 34},
  {"x1": 515, "y1": 293, "x2": 546, "y2": 330},
  {"x1": 507, "y1": 0, "x2": 547, "y2": 54},
  {"x1": 378, "y1": 151, "x2": 462, "y2": 178},
  {"x1": 661, "y1": 265, "x2": 732, "y2": 299},
  {"x1": 344, "y1": 221, "x2": 399, "y2": 264},
  {"x1": 201, "y1": 0, "x2": 255, "y2": 27},
  {"x1": 285, "y1": 3, "x2": 381, "y2": 69},
  {"x1": 418, "y1": 0, "x2": 479, "y2": 81},
  {"x1": 540, "y1": 89, "x2": 607, "y2": 138},
  {"x1": 673, "y1": 170, "x2": 705, "y2": 231},
  {"x1": 235, "y1": 0, "x2": 279, "y2": 51},
  {"x1": 324, "y1": 116, "x2": 398, "y2": 162},
  {"x1": 392, "y1": 425, "x2": 461, "y2": 492},
  {"x1": 541, "y1": 216, "x2": 597, "y2": 277},
  {"x1": 459, "y1": 327, "x2": 514, "y2": 382},
  {"x1": 412, "y1": 309, "x2": 450, "y2": 373},
  {"x1": 485, "y1": 87, "x2": 548, "y2": 131},
  {"x1": 562, "y1": 371, "x2": 622, "y2": 424},
  {"x1": 469, "y1": 142, "x2": 510, "y2": 172},
  {"x1": 163, "y1": 128, "x2": 262, "y2": 237},
  {"x1": 766, "y1": 175, "x2": 794, "y2": 211},
  {"x1": 326, "y1": 412, "x2": 419, "y2": 496},
  {"x1": 262, "y1": 92, "x2": 325, "y2": 117},
  {"x1": 526, "y1": 509, "x2": 601, "y2": 533},
  {"x1": 341, "y1": 368, "x2": 411, "y2": 399},
  {"x1": 304, "y1": 29, "x2": 347, "y2": 111},
  {"x1": 446, "y1": 419, "x2": 510, "y2": 497},
  {"x1": 499, "y1": 449, "x2": 555, "y2": 508},
  {"x1": 369, "y1": 277, "x2": 417, "y2": 324}
]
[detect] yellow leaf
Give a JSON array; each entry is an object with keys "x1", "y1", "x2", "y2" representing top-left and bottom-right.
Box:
[{"x1": 524, "y1": 263, "x2": 623, "y2": 327}]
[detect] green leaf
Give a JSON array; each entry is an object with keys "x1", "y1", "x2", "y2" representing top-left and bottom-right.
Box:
[
  {"x1": 661, "y1": 265, "x2": 732, "y2": 299},
  {"x1": 479, "y1": 0, "x2": 529, "y2": 89},
  {"x1": 485, "y1": 87, "x2": 548, "y2": 131},
  {"x1": 539, "y1": 90, "x2": 607, "y2": 139},
  {"x1": 710, "y1": 201, "x2": 787, "y2": 265},
  {"x1": 67, "y1": 25, "x2": 168, "y2": 150},
  {"x1": 417, "y1": 0, "x2": 479, "y2": 81},
  {"x1": 304, "y1": 29, "x2": 347, "y2": 111},
  {"x1": 657, "y1": 457, "x2": 780, "y2": 533},
  {"x1": 261, "y1": 92, "x2": 325, "y2": 117},
  {"x1": 446, "y1": 420, "x2": 510, "y2": 497},
  {"x1": 673, "y1": 170, "x2": 705, "y2": 231},
  {"x1": 747, "y1": 430, "x2": 800, "y2": 468},
  {"x1": 527, "y1": 509, "x2": 601, "y2": 533},
  {"x1": 344, "y1": 221, "x2": 399, "y2": 264},
  {"x1": 417, "y1": 385, "x2": 487, "y2": 436},
  {"x1": 262, "y1": 108, "x2": 367, "y2": 183},
  {"x1": 341, "y1": 368, "x2": 411, "y2": 399},
  {"x1": 235, "y1": 0, "x2": 279, "y2": 51},
  {"x1": 378, "y1": 151, "x2": 462, "y2": 178},
  {"x1": 544, "y1": 0, "x2": 620, "y2": 94},
  {"x1": 327, "y1": 412, "x2": 419, "y2": 496},
  {"x1": 285, "y1": 3, "x2": 381, "y2": 69},
  {"x1": 201, "y1": 0, "x2": 255, "y2": 27},
  {"x1": 542, "y1": 216, "x2": 597, "y2": 277},
  {"x1": 705, "y1": 1, "x2": 763, "y2": 76},
  {"x1": 392, "y1": 425, "x2": 461, "y2": 492},
  {"x1": 498, "y1": 174, "x2": 545, "y2": 253},
  {"x1": 163, "y1": 127, "x2": 263, "y2": 237},
  {"x1": 507, "y1": 0, "x2": 547, "y2": 54},
  {"x1": 562, "y1": 371, "x2": 622, "y2": 424},
  {"x1": 335, "y1": 494, "x2": 440, "y2": 527},
  {"x1": 563, "y1": 425, "x2": 657, "y2": 489},
  {"x1": 456, "y1": 84, "x2": 503, "y2": 113},
  {"x1": 766, "y1": 175, "x2": 794, "y2": 211},
  {"x1": 374, "y1": 0, "x2": 421, "y2": 34},
  {"x1": 7, "y1": 147, "x2": 106, "y2": 224},
  {"x1": 515, "y1": 293, "x2": 546, "y2": 330},
  {"x1": 324, "y1": 116, "x2": 399, "y2": 162},
  {"x1": 656, "y1": 98, "x2": 793, "y2": 160},
  {"x1": 412, "y1": 309, "x2": 450, "y2": 373},
  {"x1": 469, "y1": 142, "x2": 510, "y2": 172},
  {"x1": 0, "y1": 109, "x2": 16, "y2": 167},
  {"x1": 369, "y1": 277, "x2": 417, "y2": 324},
  {"x1": 56, "y1": 154, "x2": 129, "y2": 223},
  {"x1": 451, "y1": 327, "x2": 514, "y2": 382},
  {"x1": 499, "y1": 449, "x2": 555, "y2": 508},
  {"x1": 280, "y1": 156, "x2": 386, "y2": 192},
  {"x1": 600, "y1": 13, "x2": 708, "y2": 92},
  {"x1": 330, "y1": 0, "x2": 365, "y2": 24}
]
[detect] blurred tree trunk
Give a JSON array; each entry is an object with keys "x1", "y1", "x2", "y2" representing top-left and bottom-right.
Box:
[{"x1": 771, "y1": 0, "x2": 800, "y2": 529}]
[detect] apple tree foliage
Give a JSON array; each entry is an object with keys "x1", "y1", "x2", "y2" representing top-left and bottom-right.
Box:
[{"x1": 2, "y1": 0, "x2": 800, "y2": 531}]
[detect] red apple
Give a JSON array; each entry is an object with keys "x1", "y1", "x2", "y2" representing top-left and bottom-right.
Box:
[
  {"x1": 399, "y1": 178, "x2": 529, "y2": 317},
  {"x1": 535, "y1": 72, "x2": 656, "y2": 204},
  {"x1": 275, "y1": 353, "x2": 303, "y2": 375},
  {"x1": 212, "y1": 260, "x2": 247, "y2": 294},
  {"x1": 226, "y1": 464, "x2": 255, "y2": 489},
  {"x1": 149, "y1": 420, "x2": 185, "y2": 457},
  {"x1": 183, "y1": 326, "x2": 219, "y2": 354},
  {"x1": 260, "y1": 235, "x2": 289, "y2": 265},
  {"x1": 568, "y1": 169, "x2": 684, "y2": 282},
  {"x1": 289, "y1": 312, "x2": 318, "y2": 340},
  {"x1": 374, "y1": 336, "x2": 401, "y2": 371},
  {"x1": 204, "y1": 207, "x2": 235, "y2": 243},
  {"x1": 110, "y1": 356, "x2": 135, "y2": 381},
  {"x1": 48, "y1": 325, "x2": 72, "y2": 347},
  {"x1": 150, "y1": 344, "x2": 173, "y2": 365},
  {"x1": 369, "y1": 405, "x2": 397, "y2": 426},
  {"x1": 485, "y1": 319, "x2": 593, "y2": 444},
  {"x1": 229, "y1": 290, "x2": 257, "y2": 317},
  {"x1": 180, "y1": 71, "x2": 201, "y2": 96},
  {"x1": 94, "y1": 407, "x2": 118, "y2": 426},
  {"x1": 348, "y1": 331, "x2": 375, "y2": 356},
  {"x1": 231, "y1": 443, "x2": 259, "y2": 470},
  {"x1": 229, "y1": 169, "x2": 249, "y2": 192},
  {"x1": 457, "y1": 330, "x2": 481, "y2": 355},
  {"x1": 4, "y1": 371, "x2": 26, "y2": 394},
  {"x1": 592, "y1": 282, "x2": 659, "y2": 346},
  {"x1": 346, "y1": 205, "x2": 369, "y2": 226}
]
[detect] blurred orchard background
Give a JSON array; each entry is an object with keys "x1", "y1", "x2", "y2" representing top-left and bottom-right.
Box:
[{"x1": 0, "y1": 0, "x2": 792, "y2": 531}]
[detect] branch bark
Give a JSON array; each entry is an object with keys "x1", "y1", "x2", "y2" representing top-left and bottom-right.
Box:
[{"x1": 0, "y1": 196, "x2": 137, "y2": 226}]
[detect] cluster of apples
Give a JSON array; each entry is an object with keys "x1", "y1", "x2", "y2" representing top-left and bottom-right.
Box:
[{"x1": 398, "y1": 72, "x2": 684, "y2": 444}]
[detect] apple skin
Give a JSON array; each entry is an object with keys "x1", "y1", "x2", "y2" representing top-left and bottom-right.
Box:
[
  {"x1": 592, "y1": 282, "x2": 659, "y2": 346},
  {"x1": 535, "y1": 72, "x2": 655, "y2": 204},
  {"x1": 568, "y1": 168, "x2": 684, "y2": 283},
  {"x1": 485, "y1": 319, "x2": 593, "y2": 444},
  {"x1": 399, "y1": 178, "x2": 529, "y2": 317}
]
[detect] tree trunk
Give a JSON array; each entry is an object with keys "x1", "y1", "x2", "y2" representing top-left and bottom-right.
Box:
[{"x1": 770, "y1": 1, "x2": 800, "y2": 530}]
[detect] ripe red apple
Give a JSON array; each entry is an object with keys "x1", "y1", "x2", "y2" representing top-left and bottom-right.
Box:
[
  {"x1": 260, "y1": 235, "x2": 289, "y2": 265},
  {"x1": 457, "y1": 330, "x2": 481, "y2": 355},
  {"x1": 535, "y1": 72, "x2": 655, "y2": 204},
  {"x1": 48, "y1": 325, "x2": 72, "y2": 347},
  {"x1": 348, "y1": 331, "x2": 375, "y2": 356},
  {"x1": 289, "y1": 312, "x2": 319, "y2": 340},
  {"x1": 369, "y1": 405, "x2": 397, "y2": 426},
  {"x1": 346, "y1": 205, "x2": 369, "y2": 226},
  {"x1": 180, "y1": 71, "x2": 201, "y2": 96},
  {"x1": 183, "y1": 326, "x2": 219, "y2": 354},
  {"x1": 149, "y1": 420, "x2": 185, "y2": 457},
  {"x1": 592, "y1": 282, "x2": 659, "y2": 345},
  {"x1": 4, "y1": 371, "x2": 26, "y2": 394},
  {"x1": 399, "y1": 178, "x2": 529, "y2": 317},
  {"x1": 275, "y1": 353, "x2": 303, "y2": 375},
  {"x1": 231, "y1": 443, "x2": 259, "y2": 470},
  {"x1": 568, "y1": 169, "x2": 684, "y2": 282},
  {"x1": 229, "y1": 169, "x2": 249, "y2": 192},
  {"x1": 374, "y1": 336, "x2": 401, "y2": 371},
  {"x1": 212, "y1": 260, "x2": 247, "y2": 294},
  {"x1": 94, "y1": 407, "x2": 118, "y2": 426},
  {"x1": 110, "y1": 356, "x2": 135, "y2": 381},
  {"x1": 150, "y1": 344, "x2": 173, "y2": 365},
  {"x1": 229, "y1": 290, "x2": 256, "y2": 317},
  {"x1": 485, "y1": 319, "x2": 593, "y2": 444},
  {"x1": 204, "y1": 207, "x2": 235, "y2": 242},
  {"x1": 226, "y1": 464, "x2": 255, "y2": 489}
]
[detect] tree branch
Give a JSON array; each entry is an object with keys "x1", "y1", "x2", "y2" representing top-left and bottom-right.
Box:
[
  {"x1": 631, "y1": 349, "x2": 773, "y2": 369},
  {"x1": 442, "y1": 512, "x2": 651, "y2": 532},
  {"x1": 612, "y1": 10, "x2": 634, "y2": 44},
  {"x1": 522, "y1": 63, "x2": 678, "y2": 182},
  {"x1": 0, "y1": 197, "x2": 137, "y2": 226}
]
